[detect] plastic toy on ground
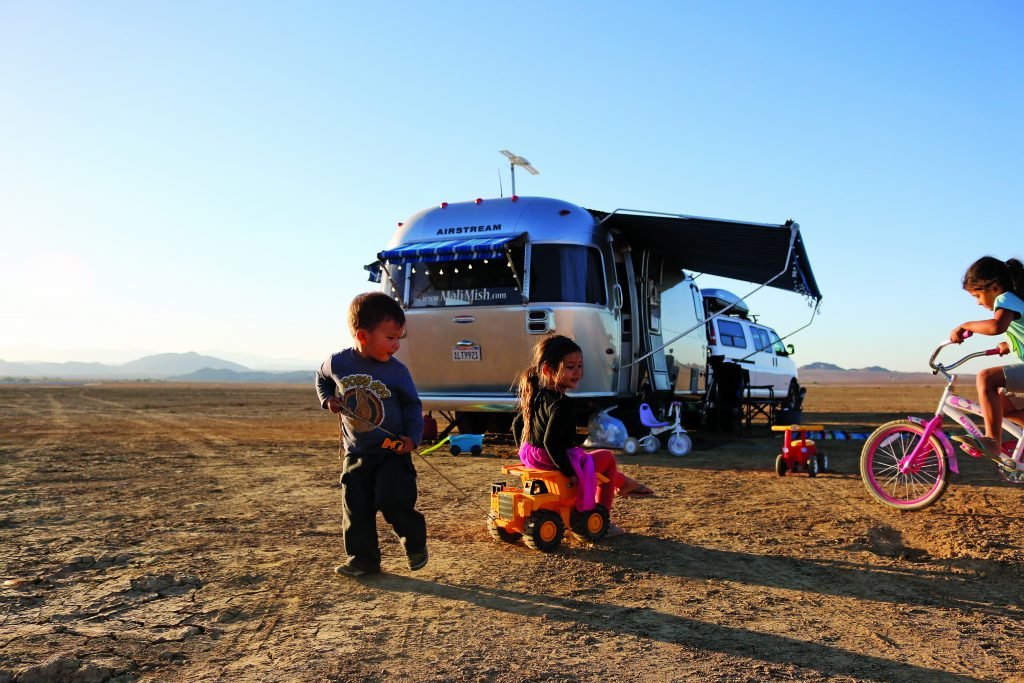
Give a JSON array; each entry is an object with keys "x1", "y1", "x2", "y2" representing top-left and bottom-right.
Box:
[
  {"x1": 772, "y1": 424, "x2": 829, "y2": 477},
  {"x1": 449, "y1": 433, "x2": 484, "y2": 456},
  {"x1": 487, "y1": 465, "x2": 610, "y2": 551},
  {"x1": 623, "y1": 402, "x2": 692, "y2": 456}
]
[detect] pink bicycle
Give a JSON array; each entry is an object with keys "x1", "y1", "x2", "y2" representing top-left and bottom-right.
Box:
[{"x1": 860, "y1": 333, "x2": 1024, "y2": 510}]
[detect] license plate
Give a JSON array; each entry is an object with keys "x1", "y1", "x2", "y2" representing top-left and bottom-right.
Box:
[{"x1": 452, "y1": 345, "x2": 481, "y2": 362}]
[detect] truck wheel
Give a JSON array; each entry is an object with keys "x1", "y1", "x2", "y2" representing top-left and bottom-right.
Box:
[
  {"x1": 486, "y1": 514, "x2": 521, "y2": 543},
  {"x1": 570, "y1": 504, "x2": 609, "y2": 541},
  {"x1": 775, "y1": 454, "x2": 787, "y2": 477},
  {"x1": 623, "y1": 438, "x2": 640, "y2": 456},
  {"x1": 523, "y1": 510, "x2": 564, "y2": 552},
  {"x1": 784, "y1": 380, "x2": 800, "y2": 411}
]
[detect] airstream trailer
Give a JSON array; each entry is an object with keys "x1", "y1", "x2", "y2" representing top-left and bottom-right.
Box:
[{"x1": 369, "y1": 196, "x2": 821, "y2": 433}]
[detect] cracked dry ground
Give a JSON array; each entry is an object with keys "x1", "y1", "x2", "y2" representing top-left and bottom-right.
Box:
[{"x1": 2, "y1": 383, "x2": 1024, "y2": 682}]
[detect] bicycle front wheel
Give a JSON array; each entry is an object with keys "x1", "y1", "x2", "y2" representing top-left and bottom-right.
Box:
[{"x1": 860, "y1": 420, "x2": 950, "y2": 510}]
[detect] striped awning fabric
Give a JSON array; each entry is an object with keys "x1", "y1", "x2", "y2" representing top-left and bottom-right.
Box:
[{"x1": 377, "y1": 234, "x2": 522, "y2": 264}]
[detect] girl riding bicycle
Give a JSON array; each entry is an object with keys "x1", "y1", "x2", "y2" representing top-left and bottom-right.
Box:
[{"x1": 950, "y1": 256, "x2": 1024, "y2": 459}]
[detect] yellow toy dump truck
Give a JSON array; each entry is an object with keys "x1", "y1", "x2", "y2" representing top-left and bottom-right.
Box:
[{"x1": 487, "y1": 464, "x2": 609, "y2": 551}]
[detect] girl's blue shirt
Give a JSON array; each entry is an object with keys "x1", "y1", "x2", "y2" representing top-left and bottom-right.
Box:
[{"x1": 995, "y1": 291, "x2": 1024, "y2": 360}]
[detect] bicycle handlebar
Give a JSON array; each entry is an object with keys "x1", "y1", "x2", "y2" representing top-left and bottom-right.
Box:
[{"x1": 929, "y1": 331, "x2": 1003, "y2": 373}]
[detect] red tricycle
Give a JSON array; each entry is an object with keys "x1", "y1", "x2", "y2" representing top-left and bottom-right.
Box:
[{"x1": 772, "y1": 424, "x2": 829, "y2": 477}]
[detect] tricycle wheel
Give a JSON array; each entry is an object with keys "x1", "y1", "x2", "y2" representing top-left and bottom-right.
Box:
[
  {"x1": 486, "y1": 514, "x2": 521, "y2": 543},
  {"x1": 806, "y1": 456, "x2": 818, "y2": 477},
  {"x1": 523, "y1": 510, "x2": 564, "y2": 552},
  {"x1": 623, "y1": 438, "x2": 640, "y2": 456},
  {"x1": 570, "y1": 504, "x2": 609, "y2": 541},
  {"x1": 667, "y1": 433, "x2": 692, "y2": 457},
  {"x1": 641, "y1": 436, "x2": 659, "y2": 454},
  {"x1": 775, "y1": 454, "x2": 787, "y2": 477}
]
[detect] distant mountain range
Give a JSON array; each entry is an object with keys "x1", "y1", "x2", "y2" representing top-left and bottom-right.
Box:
[
  {"x1": 0, "y1": 352, "x2": 313, "y2": 383},
  {"x1": 0, "y1": 352, "x2": 944, "y2": 386},
  {"x1": 799, "y1": 362, "x2": 944, "y2": 384}
]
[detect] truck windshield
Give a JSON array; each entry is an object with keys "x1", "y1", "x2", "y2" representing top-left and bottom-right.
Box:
[{"x1": 387, "y1": 246, "x2": 526, "y2": 308}]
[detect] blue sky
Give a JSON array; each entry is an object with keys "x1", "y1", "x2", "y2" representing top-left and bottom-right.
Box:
[{"x1": 1, "y1": 2, "x2": 1021, "y2": 371}]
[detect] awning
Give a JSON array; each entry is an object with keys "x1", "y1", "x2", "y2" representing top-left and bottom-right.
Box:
[
  {"x1": 378, "y1": 234, "x2": 523, "y2": 265},
  {"x1": 591, "y1": 210, "x2": 822, "y2": 301}
]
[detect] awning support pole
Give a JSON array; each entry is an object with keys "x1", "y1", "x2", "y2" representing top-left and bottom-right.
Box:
[{"x1": 624, "y1": 222, "x2": 801, "y2": 368}]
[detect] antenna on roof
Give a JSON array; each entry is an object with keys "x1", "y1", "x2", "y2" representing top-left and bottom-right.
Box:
[{"x1": 499, "y1": 150, "x2": 539, "y2": 196}]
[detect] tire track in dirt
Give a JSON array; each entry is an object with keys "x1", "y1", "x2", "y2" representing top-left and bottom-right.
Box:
[
  {"x1": 77, "y1": 392, "x2": 235, "y2": 459},
  {"x1": 8, "y1": 394, "x2": 72, "y2": 458}
]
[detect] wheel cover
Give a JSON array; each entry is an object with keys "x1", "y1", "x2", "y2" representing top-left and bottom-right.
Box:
[
  {"x1": 586, "y1": 512, "x2": 604, "y2": 534},
  {"x1": 539, "y1": 520, "x2": 558, "y2": 542}
]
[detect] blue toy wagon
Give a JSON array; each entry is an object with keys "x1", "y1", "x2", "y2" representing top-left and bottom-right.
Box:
[{"x1": 450, "y1": 433, "x2": 484, "y2": 456}]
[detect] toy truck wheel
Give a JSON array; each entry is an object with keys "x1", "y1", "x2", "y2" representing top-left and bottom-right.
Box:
[
  {"x1": 470, "y1": 445, "x2": 483, "y2": 456},
  {"x1": 806, "y1": 456, "x2": 819, "y2": 478},
  {"x1": 775, "y1": 454, "x2": 787, "y2": 477},
  {"x1": 641, "y1": 436, "x2": 659, "y2": 454},
  {"x1": 570, "y1": 504, "x2": 609, "y2": 541},
  {"x1": 817, "y1": 451, "x2": 829, "y2": 473},
  {"x1": 667, "y1": 433, "x2": 692, "y2": 457},
  {"x1": 623, "y1": 437, "x2": 640, "y2": 455},
  {"x1": 450, "y1": 445, "x2": 462, "y2": 456},
  {"x1": 486, "y1": 514, "x2": 521, "y2": 543},
  {"x1": 523, "y1": 510, "x2": 564, "y2": 552}
]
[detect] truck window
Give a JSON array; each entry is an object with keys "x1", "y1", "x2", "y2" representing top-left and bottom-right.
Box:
[
  {"x1": 529, "y1": 245, "x2": 606, "y2": 305},
  {"x1": 769, "y1": 330, "x2": 787, "y2": 355},
  {"x1": 751, "y1": 327, "x2": 772, "y2": 354},
  {"x1": 391, "y1": 246, "x2": 526, "y2": 308},
  {"x1": 717, "y1": 319, "x2": 747, "y2": 348}
]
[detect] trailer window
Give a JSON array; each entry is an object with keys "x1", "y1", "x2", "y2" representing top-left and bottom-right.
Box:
[
  {"x1": 529, "y1": 245, "x2": 606, "y2": 305},
  {"x1": 716, "y1": 319, "x2": 747, "y2": 348},
  {"x1": 394, "y1": 246, "x2": 526, "y2": 308}
]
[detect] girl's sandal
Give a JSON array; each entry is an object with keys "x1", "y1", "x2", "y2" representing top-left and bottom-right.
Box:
[
  {"x1": 618, "y1": 483, "x2": 655, "y2": 497},
  {"x1": 952, "y1": 434, "x2": 1002, "y2": 458}
]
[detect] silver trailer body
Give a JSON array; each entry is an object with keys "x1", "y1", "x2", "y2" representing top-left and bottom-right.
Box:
[{"x1": 370, "y1": 196, "x2": 822, "y2": 429}]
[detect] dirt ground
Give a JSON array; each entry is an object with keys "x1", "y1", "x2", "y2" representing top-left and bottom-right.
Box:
[{"x1": 2, "y1": 383, "x2": 1024, "y2": 682}]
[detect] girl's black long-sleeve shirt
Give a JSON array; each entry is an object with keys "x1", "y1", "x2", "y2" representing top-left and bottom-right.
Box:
[{"x1": 511, "y1": 388, "x2": 577, "y2": 478}]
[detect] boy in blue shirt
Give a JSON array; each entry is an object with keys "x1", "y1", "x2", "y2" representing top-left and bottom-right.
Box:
[{"x1": 316, "y1": 292, "x2": 427, "y2": 577}]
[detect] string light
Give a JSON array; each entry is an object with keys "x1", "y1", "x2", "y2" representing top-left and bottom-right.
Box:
[
  {"x1": 454, "y1": 267, "x2": 459, "y2": 273},
  {"x1": 411, "y1": 267, "x2": 416, "y2": 274}
]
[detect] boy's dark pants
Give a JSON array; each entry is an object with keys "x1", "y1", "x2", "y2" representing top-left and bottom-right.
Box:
[{"x1": 340, "y1": 451, "x2": 426, "y2": 570}]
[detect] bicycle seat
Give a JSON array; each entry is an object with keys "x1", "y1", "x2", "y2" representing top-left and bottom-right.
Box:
[{"x1": 639, "y1": 403, "x2": 670, "y2": 428}]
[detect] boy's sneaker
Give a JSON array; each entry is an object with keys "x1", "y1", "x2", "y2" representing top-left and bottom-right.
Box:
[
  {"x1": 334, "y1": 560, "x2": 380, "y2": 578},
  {"x1": 407, "y1": 546, "x2": 428, "y2": 571}
]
